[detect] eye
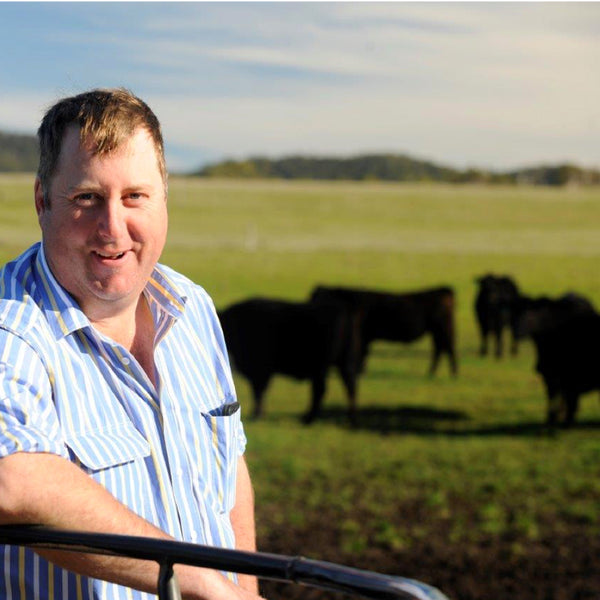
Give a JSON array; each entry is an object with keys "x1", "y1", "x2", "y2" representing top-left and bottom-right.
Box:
[
  {"x1": 124, "y1": 191, "x2": 149, "y2": 205},
  {"x1": 73, "y1": 192, "x2": 99, "y2": 207}
]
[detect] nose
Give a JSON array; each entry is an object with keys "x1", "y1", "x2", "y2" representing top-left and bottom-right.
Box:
[{"x1": 97, "y1": 198, "x2": 126, "y2": 240}]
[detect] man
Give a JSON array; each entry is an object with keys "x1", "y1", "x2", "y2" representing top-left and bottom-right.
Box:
[{"x1": 0, "y1": 89, "x2": 264, "y2": 600}]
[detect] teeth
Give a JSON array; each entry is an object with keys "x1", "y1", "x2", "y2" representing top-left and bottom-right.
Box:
[{"x1": 96, "y1": 251, "x2": 124, "y2": 259}]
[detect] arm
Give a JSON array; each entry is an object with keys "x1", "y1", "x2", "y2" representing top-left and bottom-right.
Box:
[
  {"x1": 0, "y1": 325, "x2": 265, "y2": 599},
  {"x1": 230, "y1": 456, "x2": 259, "y2": 594},
  {"x1": 0, "y1": 450, "x2": 265, "y2": 600}
]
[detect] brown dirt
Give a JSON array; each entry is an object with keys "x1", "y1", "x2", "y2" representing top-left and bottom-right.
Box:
[{"x1": 257, "y1": 513, "x2": 599, "y2": 600}]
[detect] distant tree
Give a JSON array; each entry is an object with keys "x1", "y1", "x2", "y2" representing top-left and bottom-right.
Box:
[
  {"x1": 509, "y1": 163, "x2": 599, "y2": 187},
  {"x1": 195, "y1": 154, "x2": 599, "y2": 187},
  {"x1": 0, "y1": 131, "x2": 38, "y2": 172},
  {"x1": 197, "y1": 153, "x2": 466, "y2": 183}
]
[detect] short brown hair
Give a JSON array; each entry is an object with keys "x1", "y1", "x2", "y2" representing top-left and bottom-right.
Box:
[{"x1": 37, "y1": 88, "x2": 167, "y2": 202}]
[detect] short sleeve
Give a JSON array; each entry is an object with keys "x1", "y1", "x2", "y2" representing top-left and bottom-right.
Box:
[{"x1": 0, "y1": 328, "x2": 67, "y2": 459}]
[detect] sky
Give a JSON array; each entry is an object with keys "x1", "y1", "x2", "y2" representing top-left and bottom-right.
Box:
[{"x1": 1, "y1": 2, "x2": 599, "y2": 173}]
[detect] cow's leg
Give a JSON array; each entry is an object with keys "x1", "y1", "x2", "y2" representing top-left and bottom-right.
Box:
[
  {"x1": 338, "y1": 365, "x2": 358, "y2": 426},
  {"x1": 302, "y1": 374, "x2": 327, "y2": 424},
  {"x1": 430, "y1": 333, "x2": 457, "y2": 378},
  {"x1": 428, "y1": 346, "x2": 441, "y2": 377},
  {"x1": 546, "y1": 392, "x2": 564, "y2": 428},
  {"x1": 509, "y1": 309, "x2": 521, "y2": 356},
  {"x1": 250, "y1": 376, "x2": 270, "y2": 419},
  {"x1": 563, "y1": 393, "x2": 580, "y2": 428},
  {"x1": 438, "y1": 331, "x2": 458, "y2": 377},
  {"x1": 448, "y1": 344, "x2": 458, "y2": 377},
  {"x1": 479, "y1": 336, "x2": 488, "y2": 356},
  {"x1": 493, "y1": 326, "x2": 503, "y2": 358},
  {"x1": 478, "y1": 322, "x2": 489, "y2": 356},
  {"x1": 509, "y1": 324, "x2": 519, "y2": 356},
  {"x1": 356, "y1": 342, "x2": 370, "y2": 375}
]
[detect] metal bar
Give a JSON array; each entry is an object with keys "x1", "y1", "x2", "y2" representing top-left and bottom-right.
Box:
[
  {"x1": 158, "y1": 562, "x2": 182, "y2": 600},
  {"x1": 0, "y1": 526, "x2": 449, "y2": 600}
]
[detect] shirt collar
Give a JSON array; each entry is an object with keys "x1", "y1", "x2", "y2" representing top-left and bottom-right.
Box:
[
  {"x1": 34, "y1": 243, "x2": 187, "y2": 340},
  {"x1": 144, "y1": 265, "x2": 187, "y2": 320}
]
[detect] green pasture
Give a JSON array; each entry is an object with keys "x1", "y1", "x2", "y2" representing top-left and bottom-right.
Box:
[{"x1": 1, "y1": 174, "x2": 599, "y2": 598}]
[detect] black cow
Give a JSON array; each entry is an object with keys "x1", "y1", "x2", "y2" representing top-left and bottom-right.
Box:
[
  {"x1": 310, "y1": 285, "x2": 457, "y2": 377},
  {"x1": 218, "y1": 298, "x2": 362, "y2": 423},
  {"x1": 514, "y1": 292, "x2": 595, "y2": 339},
  {"x1": 474, "y1": 274, "x2": 520, "y2": 357},
  {"x1": 530, "y1": 310, "x2": 600, "y2": 427}
]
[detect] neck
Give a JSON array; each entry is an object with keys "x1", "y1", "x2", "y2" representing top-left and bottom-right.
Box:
[
  {"x1": 90, "y1": 301, "x2": 140, "y2": 350},
  {"x1": 91, "y1": 295, "x2": 157, "y2": 386},
  {"x1": 90, "y1": 295, "x2": 153, "y2": 348}
]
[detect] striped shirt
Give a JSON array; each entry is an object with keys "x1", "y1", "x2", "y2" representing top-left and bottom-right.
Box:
[{"x1": 0, "y1": 242, "x2": 246, "y2": 600}]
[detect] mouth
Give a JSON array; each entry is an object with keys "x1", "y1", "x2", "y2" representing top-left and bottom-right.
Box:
[{"x1": 93, "y1": 250, "x2": 127, "y2": 261}]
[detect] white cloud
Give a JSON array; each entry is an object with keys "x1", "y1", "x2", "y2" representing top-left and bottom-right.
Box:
[
  {"x1": 153, "y1": 80, "x2": 600, "y2": 172},
  {"x1": 0, "y1": 94, "x2": 49, "y2": 133},
  {"x1": 2, "y1": 2, "x2": 598, "y2": 172}
]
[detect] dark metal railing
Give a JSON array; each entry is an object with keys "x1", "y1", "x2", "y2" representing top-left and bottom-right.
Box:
[{"x1": 0, "y1": 525, "x2": 449, "y2": 600}]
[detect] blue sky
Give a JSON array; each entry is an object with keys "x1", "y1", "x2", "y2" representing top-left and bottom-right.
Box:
[{"x1": 1, "y1": 2, "x2": 599, "y2": 173}]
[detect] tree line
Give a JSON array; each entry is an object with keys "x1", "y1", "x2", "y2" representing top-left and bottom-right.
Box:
[
  {"x1": 2, "y1": 129, "x2": 598, "y2": 186},
  {"x1": 197, "y1": 155, "x2": 600, "y2": 186},
  {"x1": 0, "y1": 132, "x2": 39, "y2": 172}
]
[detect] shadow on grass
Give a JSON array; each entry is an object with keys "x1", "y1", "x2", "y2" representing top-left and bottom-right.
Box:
[
  {"x1": 305, "y1": 405, "x2": 600, "y2": 436},
  {"x1": 313, "y1": 404, "x2": 467, "y2": 434}
]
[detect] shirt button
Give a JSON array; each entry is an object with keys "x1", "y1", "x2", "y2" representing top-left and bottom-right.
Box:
[{"x1": 122, "y1": 357, "x2": 130, "y2": 365}]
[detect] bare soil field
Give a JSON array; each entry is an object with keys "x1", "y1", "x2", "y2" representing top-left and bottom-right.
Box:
[{"x1": 258, "y1": 508, "x2": 599, "y2": 600}]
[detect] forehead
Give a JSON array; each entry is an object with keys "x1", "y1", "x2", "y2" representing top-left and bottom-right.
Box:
[
  {"x1": 60, "y1": 124, "x2": 156, "y2": 157},
  {"x1": 56, "y1": 125, "x2": 163, "y2": 178}
]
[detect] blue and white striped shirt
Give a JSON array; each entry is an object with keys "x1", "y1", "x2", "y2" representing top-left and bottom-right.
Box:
[{"x1": 0, "y1": 242, "x2": 246, "y2": 600}]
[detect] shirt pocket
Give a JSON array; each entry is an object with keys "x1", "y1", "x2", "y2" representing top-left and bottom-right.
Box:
[
  {"x1": 198, "y1": 403, "x2": 241, "y2": 514},
  {"x1": 64, "y1": 423, "x2": 151, "y2": 472}
]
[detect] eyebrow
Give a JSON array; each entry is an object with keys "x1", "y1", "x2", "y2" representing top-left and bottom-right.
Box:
[{"x1": 66, "y1": 181, "x2": 157, "y2": 195}]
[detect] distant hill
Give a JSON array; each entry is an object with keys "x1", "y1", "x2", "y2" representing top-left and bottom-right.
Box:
[
  {"x1": 197, "y1": 154, "x2": 600, "y2": 186},
  {"x1": 2, "y1": 130, "x2": 599, "y2": 186},
  {"x1": 0, "y1": 131, "x2": 38, "y2": 172}
]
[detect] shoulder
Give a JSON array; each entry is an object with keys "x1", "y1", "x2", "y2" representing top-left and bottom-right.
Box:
[
  {"x1": 0, "y1": 244, "x2": 45, "y2": 337},
  {"x1": 1, "y1": 244, "x2": 39, "y2": 296},
  {"x1": 155, "y1": 263, "x2": 216, "y2": 311}
]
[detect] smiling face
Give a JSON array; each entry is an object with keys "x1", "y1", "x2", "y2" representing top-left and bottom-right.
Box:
[{"x1": 35, "y1": 125, "x2": 168, "y2": 320}]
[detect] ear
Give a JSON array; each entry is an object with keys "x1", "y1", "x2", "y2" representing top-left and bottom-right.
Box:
[{"x1": 34, "y1": 178, "x2": 46, "y2": 220}]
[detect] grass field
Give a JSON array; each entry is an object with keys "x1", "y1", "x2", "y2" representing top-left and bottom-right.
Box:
[{"x1": 1, "y1": 175, "x2": 599, "y2": 599}]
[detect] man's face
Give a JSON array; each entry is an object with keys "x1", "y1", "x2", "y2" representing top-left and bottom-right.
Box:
[{"x1": 35, "y1": 125, "x2": 168, "y2": 318}]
